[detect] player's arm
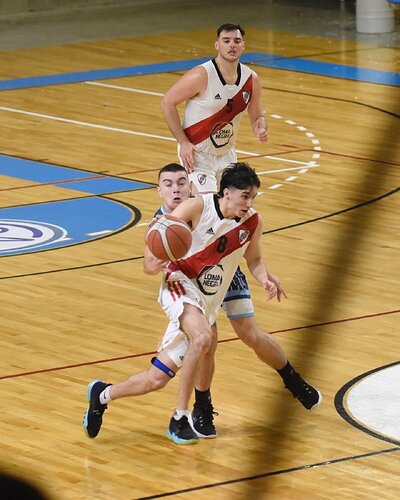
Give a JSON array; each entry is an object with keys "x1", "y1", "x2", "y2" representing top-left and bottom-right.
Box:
[
  {"x1": 161, "y1": 66, "x2": 207, "y2": 172},
  {"x1": 244, "y1": 215, "x2": 287, "y2": 301},
  {"x1": 169, "y1": 195, "x2": 204, "y2": 229},
  {"x1": 247, "y1": 71, "x2": 268, "y2": 143}
]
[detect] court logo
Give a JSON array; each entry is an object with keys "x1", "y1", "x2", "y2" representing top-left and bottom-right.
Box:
[{"x1": 0, "y1": 219, "x2": 68, "y2": 255}]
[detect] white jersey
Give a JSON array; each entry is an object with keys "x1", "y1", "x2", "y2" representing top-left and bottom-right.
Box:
[
  {"x1": 159, "y1": 193, "x2": 259, "y2": 325},
  {"x1": 182, "y1": 59, "x2": 253, "y2": 156}
]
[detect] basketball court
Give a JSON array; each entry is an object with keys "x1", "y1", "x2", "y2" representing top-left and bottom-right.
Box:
[{"x1": 0, "y1": 1, "x2": 399, "y2": 498}]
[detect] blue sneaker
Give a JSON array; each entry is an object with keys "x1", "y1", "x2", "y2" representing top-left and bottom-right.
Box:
[
  {"x1": 83, "y1": 380, "x2": 111, "y2": 438},
  {"x1": 166, "y1": 414, "x2": 199, "y2": 445}
]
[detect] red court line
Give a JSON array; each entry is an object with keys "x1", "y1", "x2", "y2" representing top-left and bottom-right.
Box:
[
  {"x1": 3, "y1": 148, "x2": 398, "y2": 194},
  {"x1": 0, "y1": 146, "x2": 320, "y2": 194},
  {"x1": 1, "y1": 309, "x2": 398, "y2": 381},
  {"x1": 313, "y1": 149, "x2": 400, "y2": 166}
]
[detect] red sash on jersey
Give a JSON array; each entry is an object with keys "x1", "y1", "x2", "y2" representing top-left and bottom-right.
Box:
[
  {"x1": 183, "y1": 75, "x2": 253, "y2": 145},
  {"x1": 167, "y1": 212, "x2": 259, "y2": 279}
]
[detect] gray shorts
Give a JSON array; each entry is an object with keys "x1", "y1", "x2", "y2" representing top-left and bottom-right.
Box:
[{"x1": 222, "y1": 267, "x2": 255, "y2": 319}]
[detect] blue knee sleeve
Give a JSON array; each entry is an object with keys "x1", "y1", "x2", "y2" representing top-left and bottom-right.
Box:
[{"x1": 151, "y1": 357, "x2": 176, "y2": 378}]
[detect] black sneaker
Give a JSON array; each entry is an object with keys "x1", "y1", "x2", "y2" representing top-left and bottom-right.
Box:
[
  {"x1": 190, "y1": 403, "x2": 218, "y2": 438},
  {"x1": 285, "y1": 372, "x2": 322, "y2": 410},
  {"x1": 166, "y1": 414, "x2": 199, "y2": 445},
  {"x1": 83, "y1": 380, "x2": 111, "y2": 438}
]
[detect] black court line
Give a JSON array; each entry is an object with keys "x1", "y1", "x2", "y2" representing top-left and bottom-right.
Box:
[
  {"x1": 135, "y1": 447, "x2": 400, "y2": 499},
  {"x1": 266, "y1": 186, "x2": 400, "y2": 234},
  {"x1": 0, "y1": 309, "x2": 397, "y2": 381},
  {"x1": 0, "y1": 184, "x2": 398, "y2": 272},
  {"x1": 265, "y1": 85, "x2": 400, "y2": 119}
]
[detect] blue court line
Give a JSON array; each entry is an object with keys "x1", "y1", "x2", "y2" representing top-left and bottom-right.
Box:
[
  {"x1": 256, "y1": 57, "x2": 400, "y2": 86},
  {"x1": 0, "y1": 53, "x2": 270, "y2": 91},
  {"x1": 0, "y1": 154, "x2": 153, "y2": 194},
  {"x1": 0, "y1": 58, "x2": 208, "y2": 91},
  {"x1": 1, "y1": 52, "x2": 398, "y2": 90}
]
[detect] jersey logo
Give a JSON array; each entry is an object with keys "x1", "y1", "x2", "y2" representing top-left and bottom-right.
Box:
[
  {"x1": 239, "y1": 229, "x2": 250, "y2": 245},
  {"x1": 214, "y1": 93, "x2": 222, "y2": 99},
  {"x1": 242, "y1": 91, "x2": 251, "y2": 103},
  {"x1": 196, "y1": 264, "x2": 224, "y2": 296},
  {"x1": 197, "y1": 173, "x2": 207, "y2": 185},
  {"x1": 210, "y1": 121, "x2": 234, "y2": 148},
  {"x1": 206, "y1": 227, "x2": 215, "y2": 235}
]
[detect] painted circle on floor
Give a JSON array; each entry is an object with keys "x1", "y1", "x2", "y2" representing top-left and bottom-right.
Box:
[{"x1": 335, "y1": 361, "x2": 400, "y2": 445}]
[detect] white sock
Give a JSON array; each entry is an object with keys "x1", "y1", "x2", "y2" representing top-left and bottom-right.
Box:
[
  {"x1": 174, "y1": 409, "x2": 190, "y2": 420},
  {"x1": 99, "y1": 385, "x2": 112, "y2": 405}
]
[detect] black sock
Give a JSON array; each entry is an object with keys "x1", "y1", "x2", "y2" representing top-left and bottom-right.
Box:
[
  {"x1": 195, "y1": 388, "x2": 211, "y2": 406},
  {"x1": 277, "y1": 361, "x2": 296, "y2": 384}
]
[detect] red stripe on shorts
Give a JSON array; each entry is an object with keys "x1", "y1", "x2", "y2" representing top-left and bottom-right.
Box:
[{"x1": 168, "y1": 283, "x2": 177, "y2": 302}]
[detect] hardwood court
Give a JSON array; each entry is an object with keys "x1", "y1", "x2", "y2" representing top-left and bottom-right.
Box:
[{"x1": 0, "y1": 21, "x2": 399, "y2": 500}]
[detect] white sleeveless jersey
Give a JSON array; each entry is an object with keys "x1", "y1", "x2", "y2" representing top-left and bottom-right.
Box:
[
  {"x1": 183, "y1": 59, "x2": 253, "y2": 155},
  {"x1": 165, "y1": 194, "x2": 259, "y2": 320}
]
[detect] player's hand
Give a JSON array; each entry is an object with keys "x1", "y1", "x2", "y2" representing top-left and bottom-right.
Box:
[
  {"x1": 263, "y1": 279, "x2": 278, "y2": 301},
  {"x1": 147, "y1": 254, "x2": 169, "y2": 274},
  {"x1": 254, "y1": 116, "x2": 268, "y2": 143},
  {"x1": 180, "y1": 141, "x2": 199, "y2": 173},
  {"x1": 143, "y1": 246, "x2": 169, "y2": 275},
  {"x1": 267, "y1": 273, "x2": 288, "y2": 302}
]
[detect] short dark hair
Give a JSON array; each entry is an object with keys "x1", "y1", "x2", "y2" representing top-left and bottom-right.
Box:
[
  {"x1": 218, "y1": 162, "x2": 260, "y2": 196},
  {"x1": 217, "y1": 23, "x2": 245, "y2": 38},
  {"x1": 158, "y1": 163, "x2": 186, "y2": 181}
]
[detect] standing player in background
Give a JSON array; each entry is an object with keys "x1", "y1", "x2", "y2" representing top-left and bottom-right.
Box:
[{"x1": 161, "y1": 23, "x2": 267, "y2": 194}]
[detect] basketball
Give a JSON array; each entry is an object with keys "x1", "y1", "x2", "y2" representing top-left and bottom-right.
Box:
[{"x1": 146, "y1": 214, "x2": 192, "y2": 261}]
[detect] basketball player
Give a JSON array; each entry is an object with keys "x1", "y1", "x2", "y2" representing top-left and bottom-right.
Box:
[
  {"x1": 83, "y1": 163, "x2": 320, "y2": 446},
  {"x1": 147, "y1": 164, "x2": 321, "y2": 437},
  {"x1": 155, "y1": 162, "x2": 281, "y2": 444},
  {"x1": 161, "y1": 23, "x2": 267, "y2": 194}
]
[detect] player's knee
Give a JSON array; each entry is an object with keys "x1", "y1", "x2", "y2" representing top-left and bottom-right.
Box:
[
  {"x1": 192, "y1": 328, "x2": 213, "y2": 354},
  {"x1": 148, "y1": 370, "x2": 170, "y2": 391}
]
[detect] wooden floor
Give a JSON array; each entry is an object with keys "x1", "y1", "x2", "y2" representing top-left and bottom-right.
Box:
[{"x1": 0, "y1": 10, "x2": 400, "y2": 500}]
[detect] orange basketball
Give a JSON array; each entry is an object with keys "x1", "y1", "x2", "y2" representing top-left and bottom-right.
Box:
[{"x1": 146, "y1": 214, "x2": 192, "y2": 261}]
